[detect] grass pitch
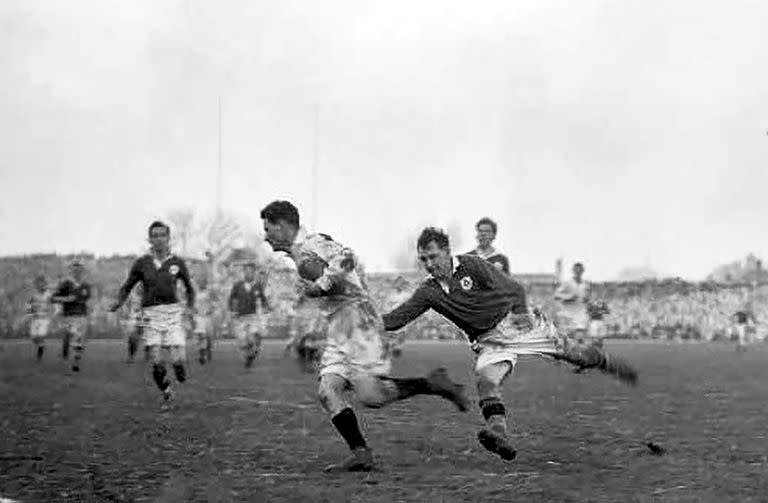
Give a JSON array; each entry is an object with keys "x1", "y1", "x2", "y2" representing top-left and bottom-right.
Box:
[{"x1": 1, "y1": 339, "x2": 767, "y2": 502}]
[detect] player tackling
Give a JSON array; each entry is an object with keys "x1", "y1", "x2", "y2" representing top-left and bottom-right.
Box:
[
  {"x1": 109, "y1": 221, "x2": 195, "y2": 408},
  {"x1": 383, "y1": 228, "x2": 638, "y2": 461},
  {"x1": 260, "y1": 200, "x2": 470, "y2": 473}
]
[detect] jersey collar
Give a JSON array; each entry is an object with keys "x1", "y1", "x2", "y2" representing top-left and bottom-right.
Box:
[{"x1": 152, "y1": 253, "x2": 174, "y2": 269}]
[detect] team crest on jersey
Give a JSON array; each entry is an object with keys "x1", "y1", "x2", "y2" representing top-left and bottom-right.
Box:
[
  {"x1": 169, "y1": 265, "x2": 179, "y2": 276},
  {"x1": 460, "y1": 276, "x2": 473, "y2": 291}
]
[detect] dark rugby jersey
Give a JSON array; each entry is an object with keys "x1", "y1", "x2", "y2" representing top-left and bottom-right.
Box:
[
  {"x1": 54, "y1": 280, "x2": 91, "y2": 316},
  {"x1": 117, "y1": 255, "x2": 195, "y2": 308},
  {"x1": 466, "y1": 248, "x2": 510, "y2": 275},
  {"x1": 382, "y1": 254, "x2": 527, "y2": 342},
  {"x1": 229, "y1": 279, "x2": 268, "y2": 316}
]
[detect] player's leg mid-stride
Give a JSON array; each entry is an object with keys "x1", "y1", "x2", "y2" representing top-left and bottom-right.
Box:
[
  {"x1": 317, "y1": 300, "x2": 470, "y2": 473},
  {"x1": 471, "y1": 315, "x2": 638, "y2": 462}
]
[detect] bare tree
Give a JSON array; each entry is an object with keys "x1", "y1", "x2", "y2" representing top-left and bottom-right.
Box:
[{"x1": 197, "y1": 212, "x2": 241, "y2": 262}]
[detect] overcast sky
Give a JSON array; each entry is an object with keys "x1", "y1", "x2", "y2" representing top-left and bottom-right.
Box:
[{"x1": 1, "y1": 0, "x2": 767, "y2": 280}]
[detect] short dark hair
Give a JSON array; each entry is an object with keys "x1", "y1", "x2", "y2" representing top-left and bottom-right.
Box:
[
  {"x1": 475, "y1": 217, "x2": 497, "y2": 235},
  {"x1": 417, "y1": 227, "x2": 450, "y2": 250},
  {"x1": 260, "y1": 200, "x2": 300, "y2": 228},
  {"x1": 148, "y1": 220, "x2": 170, "y2": 237},
  {"x1": 574, "y1": 262, "x2": 584, "y2": 270}
]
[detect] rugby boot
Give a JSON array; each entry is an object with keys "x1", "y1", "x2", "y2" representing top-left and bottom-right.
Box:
[
  {"x1": 323, "y1": 447, "x2": 374, "y2": 473},
  {"x1": 478, "y1": 427, "x2": 517, "y2": 461}
]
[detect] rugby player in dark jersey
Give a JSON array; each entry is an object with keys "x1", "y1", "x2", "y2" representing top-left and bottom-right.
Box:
[
  {"x1": 51, "y1": 259, "x2": 92, "y2": 372},
  {"x1": 110, "y1": 221, "x2": 195, "y2": 409},
  {"x1": 384, "y1": 227, "x2": 638, "y2": 461}
]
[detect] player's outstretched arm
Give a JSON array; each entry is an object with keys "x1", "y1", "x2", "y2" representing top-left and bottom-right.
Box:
[
  {"x1": 382, "y1": 286, "x2": 432, "y2": 332},
  {"x1": 111, "y1": 262, "x2": 142, "y2": 311}
]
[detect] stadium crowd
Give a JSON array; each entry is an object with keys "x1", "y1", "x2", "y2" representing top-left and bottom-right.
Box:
[{"x1": 1, "y1": 253, "x2": 764, "y2": 344}]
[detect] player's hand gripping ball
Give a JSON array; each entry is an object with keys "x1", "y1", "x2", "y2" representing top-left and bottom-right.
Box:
[{"x1": 297, "y1": 254, "x2": 328, "y2": 282}]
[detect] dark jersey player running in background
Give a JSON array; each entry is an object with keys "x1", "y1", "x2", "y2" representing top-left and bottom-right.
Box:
[
  {"x1": 110, "y1": 221, "x2": 195, "y2": 409},
  {"x1": 229, "y1": 261, "x2": 270, "y2": 369},
  {"x1": 51, "y1": 259, "x2": 92, "y2": 372}
]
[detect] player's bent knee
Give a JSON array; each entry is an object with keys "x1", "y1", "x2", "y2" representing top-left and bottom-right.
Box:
[{"x1": 317, "y1": 373, "x2": 348, "y2": 415}]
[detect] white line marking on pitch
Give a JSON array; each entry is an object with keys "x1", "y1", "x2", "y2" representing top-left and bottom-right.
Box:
[{"x1": 227, "y1": 397, "x2": 315, "y2": 409}]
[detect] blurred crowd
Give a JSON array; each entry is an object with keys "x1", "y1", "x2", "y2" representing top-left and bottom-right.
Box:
[{"x1": 1, "y1": 254, "x2": 765, "y2": 344}]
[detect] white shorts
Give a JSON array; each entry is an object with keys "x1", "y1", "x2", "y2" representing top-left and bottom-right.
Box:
[
  {"x1": 471, "y1": 312, "x2": 562, "y2": 372},
  {"x1": 233, "y1": 314, "x2": 266, "y2": 344},
  {"x1": 588, "y1": 319, "x2": 608, "y2": 339},
  {"x1": 194, "y1": 315, "x2": 212, "y2": 336},
  {"x1": 319, "y1": 299, "x2": 392, "y2": 380},
  {"x1": 557, "y1": 309, "x2": 589, "y2": 334},
  {"x1": 736, "y1": 324, "x2": 749, "y2": 345},
  {"x1": 29, "y1": 318, "x2": 50, "y2": 339},
  {"x1": 143, "y1": 304, "x2": 186, "y2": 347},
  {"x1": 297, "y1": 304, "x2": 328, "y2": 336}
]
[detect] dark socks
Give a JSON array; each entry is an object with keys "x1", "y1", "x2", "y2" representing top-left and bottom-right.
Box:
[
  {"x1": 331, "y1": 408, "x2": 368, "y2": 451},
  {"x1": 173, "y1": 362, "x2": 186, "y2": 383},
  {"x1": 152, "y1": 363, "x2": 170, "y2": 391}
]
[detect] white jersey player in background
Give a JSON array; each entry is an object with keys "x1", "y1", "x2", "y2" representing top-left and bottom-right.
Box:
[
  {"x1": 26, "y1": 274, "x2": 52, "y2": 361},
  {"x1": 554, "y1": 262, "x2": 591, "y2": 346},
  {"x1": 193, "y1": 277, "x2": 215, "y2": 365}
]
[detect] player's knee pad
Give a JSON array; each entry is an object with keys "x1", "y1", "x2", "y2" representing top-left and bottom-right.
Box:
[{"x1": 318, "y1": 374, "x2": 349, "y2": 415}]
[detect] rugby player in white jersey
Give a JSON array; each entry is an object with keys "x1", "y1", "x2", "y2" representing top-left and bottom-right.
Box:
[
  {"x1": 26, "y1": 275, "x2": 52, "y2": 360},
  {"x1": 554, "y1": 262, "x2": 591, "y2": 345},
  {"x1": 261, "y1": 200, "x2": 469, "y2": 473}
]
